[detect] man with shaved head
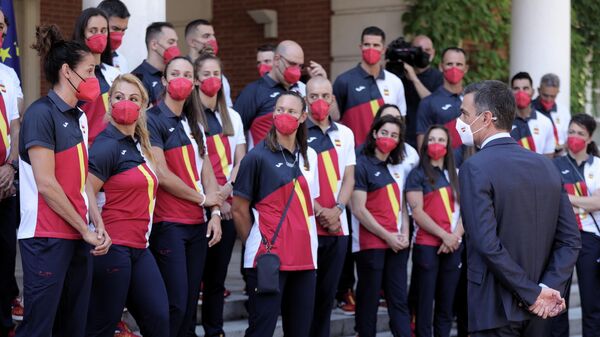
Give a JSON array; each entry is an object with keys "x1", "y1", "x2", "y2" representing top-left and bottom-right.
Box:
[
  {"x1": 303, "y1": 76, "x2": 356, "y2": 337},
  {"x1": 234, "y1": 40, "x2": 309, "y2": 149},
  {"x1": 403, "y1": 35, "x2": 443, "y2": 147}
]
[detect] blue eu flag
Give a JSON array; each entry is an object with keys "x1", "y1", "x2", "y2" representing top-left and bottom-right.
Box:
[{"x1": 0, "y1": 0, "x2": 20, "y2": 78}]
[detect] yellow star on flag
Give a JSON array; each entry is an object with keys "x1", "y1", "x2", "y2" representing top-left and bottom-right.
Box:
[{"x1": 0, "y1": 47, "x2": 11, "y2": 62}]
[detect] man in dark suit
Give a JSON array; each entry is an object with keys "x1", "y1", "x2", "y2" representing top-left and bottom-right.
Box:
[{"x1": 456, "y1": 80, "x2": 581, "y2": 336}]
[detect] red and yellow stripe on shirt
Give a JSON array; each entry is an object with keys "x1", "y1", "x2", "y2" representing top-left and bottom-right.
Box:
[
  {"x1": 0, "y1": 94, "x2": 10, "y2": 165},
  {"x1": 518, "y1": 135, "x2": 536, "y2": 152},
  {"x1": 418, "y1": 186, "x2": 455, "y2": 246},
  {"x1": 359, "y1": 182, "x2": 401, "y2": 250},
  {"x1": 565, "y1": 181, "x2": 588, "y2": 230},
  {"x1": 206, "y1": 134, "x2": 232, "y2": 185},
  {"x1": 138, "y1": 164, "x2": 157, "y2": 216},
  {"x1": 155, "y1": 144, "x2": 205, "y2": 224},
  {"x1": 82, "y1": 92, "x2": 110, "y2": 145},
  {"x1": 341, "y1": 98, "x2": 385, "y2": 146},
  {"x1": 316, "y1": 148, "x2": 341, "y2": 235}
]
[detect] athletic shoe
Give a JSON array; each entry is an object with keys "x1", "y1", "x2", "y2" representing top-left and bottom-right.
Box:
[
  {"x1": 224, "y1": 289, "x2": 231, "y2": 298},
  {"x1": 114, "y1": 321, "x2": 140, "y2": 337},
  {"x1": 11, "y1": 298, "x2": 23, "y2": 321},
  {"x1": 337, "y1": 289, "x2": 356, "y2": 315}
]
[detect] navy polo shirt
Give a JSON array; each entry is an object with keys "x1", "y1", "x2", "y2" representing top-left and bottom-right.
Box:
[
  {"x1": 352, "y1": 152, "x2": 404, "y2": 252},
  {"x1": 405, "y1": 165, "x2": 458, "y2": 246},
  {"x1": 132, "y1": 60, "x2": 164, "y2": 106},
  {"x1": 19, "y1": 90, "x2": 89, "y2": 240},
  {"x1": 404, "y1": 67, "x2": 443, "y2": 147},
  {"x1": 233, "y1": 73, "x2": 302, "y2": 147},
  {"x1": 147, "y1": 101, "x2": 207, "y2": 225},
  {"x1": 416, "y1": 86, "x2": 463, "y2": 149},
  {"x1": 89, "y1": 123, "x2": 157, "y2": 248},
  {"x1": 233, "y1": 140, "x2": 319, "y2": 270}
]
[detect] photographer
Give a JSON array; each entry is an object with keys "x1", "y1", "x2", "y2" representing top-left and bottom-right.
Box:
[{"x1": 386, "y1": 35, "x2": 442, "y2": 148}]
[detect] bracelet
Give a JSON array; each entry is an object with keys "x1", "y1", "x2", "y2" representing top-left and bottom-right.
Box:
[
  {"x1": 199, "y1": 192, "x2": 206, "y2": 207},
  {"x1": 211, "y1": 209, "x2": 222, "y2": 218}
]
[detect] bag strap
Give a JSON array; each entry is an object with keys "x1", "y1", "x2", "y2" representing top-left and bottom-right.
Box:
[{"x1": 261, "y1": 175, "x2": 299, "y2": 252}]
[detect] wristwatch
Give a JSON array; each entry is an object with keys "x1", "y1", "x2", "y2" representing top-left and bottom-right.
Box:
[
  {"x1": 335, "y1": 202, "x2": 345, "y2": 212},
  {"x1": 211, "y1": 209, "x2": 222, "y2": 218}
]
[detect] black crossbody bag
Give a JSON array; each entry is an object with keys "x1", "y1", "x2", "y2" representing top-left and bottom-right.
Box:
[{"x1": 255, "y1": 176, "x2": 298, "y2": 294}]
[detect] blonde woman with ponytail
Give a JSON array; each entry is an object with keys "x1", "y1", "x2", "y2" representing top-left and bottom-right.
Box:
[{"x1": 85, "y1": 74, "x2": 169, "y2": 337}]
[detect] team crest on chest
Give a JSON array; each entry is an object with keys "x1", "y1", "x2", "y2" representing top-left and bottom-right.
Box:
[
  {"x1": 334, "y1": 139, "x2": 341, "y2": 147},
  {"x1": 383, "y1": 88, "x2": 390, "y2": 96},
  {"x1": 533, "y1": 127, "x2": 539, "y2": 135}
]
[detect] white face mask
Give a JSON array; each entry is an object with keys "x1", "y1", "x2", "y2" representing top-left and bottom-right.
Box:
[{"x1": 455, "y1": 113, "x2": 484, "y2": 146}]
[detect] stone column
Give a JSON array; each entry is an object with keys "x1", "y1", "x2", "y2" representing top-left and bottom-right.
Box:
[{"x1": 510, "y1": 0, "x2": 571, "y2": 113}]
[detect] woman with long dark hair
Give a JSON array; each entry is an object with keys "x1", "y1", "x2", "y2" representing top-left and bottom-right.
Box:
[
  {"x1": 552, "y1": 113, "x2": 600, "y2": 337},
  {"x1": 351, "y1": 115, "x2": 411, "y2": 337},
  {"x1": 146, "y1": 56, "x2": 224, "y2": 337},
  {"x1": 406, "y1": 125, "x2": 463, "y2": 337},
  {"x1": 72, "y1": 7, "x2": 121, "y2": 145},
  {"x1": 85, "y1": 74, "x2": 169, "y2": 337},
  {"x1": 232, "y1": 91, "x2": 319, "y2": 337},
  {"x1": 17, "y1": 24, "x2": 110, "y2": 337},
  {"x1": 191, "y1": 50, "x2": 246, "y2": 337}
]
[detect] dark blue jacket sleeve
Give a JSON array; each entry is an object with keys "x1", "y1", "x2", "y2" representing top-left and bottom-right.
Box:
[
  {"x1": 416, "y1": 97, "x2": 433, "y2": 135},
  {"x1": 233, "y1": 150, "x2": 259, "y2": 202},
  {"x1": 22, "y1": 103, "x2": 55, "y2": 151},
  {"x1": 539, "y1": 182, "x2": 581, "y2": 294},
  {"x1": 233, "y1": 85, "x2": 258, "y2": 131},
  {"x1": 405, "y1": 166, "x2": 424, "y2": 192},
  {"x1": 146, "y1": 113, "x2": 165, "y2": 149},
  {"x1": 88, "y1": 138, "x2": 117, "y2": 182},
  {"x1": 459, "y1": 160, "x2": 542, "y2": 305},
  {"x1": 354, "y1": 158, "x2": 369, "y2": 192}
]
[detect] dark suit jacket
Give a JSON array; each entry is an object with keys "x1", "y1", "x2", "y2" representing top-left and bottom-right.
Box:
[{"x1": 459, "y1": 137, "x2": 581, "y2": 332}]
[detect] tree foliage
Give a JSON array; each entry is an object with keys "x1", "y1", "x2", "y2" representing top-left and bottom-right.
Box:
[{"x1": 401, "y1": 0, "x2": 511, "y2": 84}]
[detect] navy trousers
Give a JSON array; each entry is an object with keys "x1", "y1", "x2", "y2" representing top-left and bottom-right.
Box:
[
  {"x1": 201, "y1": 218, "x2": 236, "y2": 337},
  {"x1": 355, "y1": 248, "x2": 411, "y2": 337},
  {"x1": 577, "y1": 231, "x2": 600, "y2": 337},
  {"x1": 0, "y1": 196, "x2": 18, "y2": 337},
  {"x1": 310, "y1": 235, "x2": 349, "y2": 337},
  {"x1": 412, "y1": 244, "x2": 462, "y2": 337},
  {"x1": 16, "y1": 238, "x2": 93, "y2": 337},
  {"x1": 150, "y1": 221, "x2": 208, "y2": 337},
  {"x1": 244, "y1": 268, "x2": 316, "y2": 337},
  {"x1": 86, "y1": 245, "x2": 169, "y2": 337}
]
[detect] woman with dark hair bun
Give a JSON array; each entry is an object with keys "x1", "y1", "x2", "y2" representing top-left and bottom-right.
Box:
[
  {"x1": 17, "y1": 24, "x2": 110, "y2": 337},
  {"x1": 351, "y1": 114, "x2": 411, "y2": 337},
  {"x1": 552, "y1": 113, "x2": 600, "y2": 337},
  {"x1": 72, "y1": 7, "x2": 121, "y2": 145}
]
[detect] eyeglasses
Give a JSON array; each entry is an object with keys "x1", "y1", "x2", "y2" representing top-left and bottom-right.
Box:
[{"x1": 279, "y1": 54, "x2": 304, "y2": 70}]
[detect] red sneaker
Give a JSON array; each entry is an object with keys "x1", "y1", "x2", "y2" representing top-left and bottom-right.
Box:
[
  {"x1": 114, "y1": 321, "x2": 140, "y2": 337},
  {"x1": 11, "y1": 298, "x2": 23, "y2": 321},
  {"x1": 337, "y1": 289, "x2": 356, "y2": 316},
  {"x1": 223, "y1": 289, "x2": 231, "y2": 298}
]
